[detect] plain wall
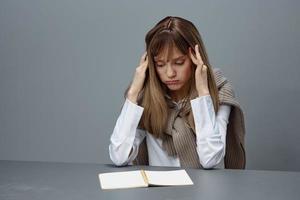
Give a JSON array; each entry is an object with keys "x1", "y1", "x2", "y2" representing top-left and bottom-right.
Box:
[{"x1": 1, "y1": 0, "x2": 299, "y2": 171}]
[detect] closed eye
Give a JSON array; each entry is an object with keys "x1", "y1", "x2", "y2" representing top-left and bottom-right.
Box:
[
  {"x1": 155, "y1": 59, "x2": 185, "y2": 67},
  {"x1": 175, "y1": 60, "x2": 185, "y2": 65}
]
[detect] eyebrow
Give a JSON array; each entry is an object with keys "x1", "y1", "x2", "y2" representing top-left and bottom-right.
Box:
[{"x1": 154, "y1": 55, "x2": 186, "y2": 62}]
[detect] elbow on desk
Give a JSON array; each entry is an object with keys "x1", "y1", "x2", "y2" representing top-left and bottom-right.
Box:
[
  {"x1": 199, "y1": 147, "x2": 225, "y2": 169},
  {"x1": 109, "y1": 154, "x2": 129, "y2": 167},
  {"x1": 200, "y1": 156, "x2": 224, "y2": 169},
  {"x1": 200, "y1": 160, "x2": 219, "y2": 169},
  {"x1": 111, "y1": 160, "x2": 129, "y2": 167},
  {"x1": 108, "y1": 145, "x2": 129, "y2": 167}
]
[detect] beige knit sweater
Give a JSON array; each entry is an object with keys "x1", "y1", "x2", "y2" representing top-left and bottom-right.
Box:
[{"x1": 133, "y1": 68, "x2": 246, "y2": 169}]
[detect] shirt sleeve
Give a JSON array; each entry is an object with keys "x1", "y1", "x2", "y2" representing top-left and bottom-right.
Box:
[
  {"x1": 109, "y1": 98, "x2": 146, "y2": 166},
  {"x1": 190, "y1": 95, "x2": 231, "y2": 169}
]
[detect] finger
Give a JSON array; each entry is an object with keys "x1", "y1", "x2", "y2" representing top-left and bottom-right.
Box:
[
  {"x1": 144, "y1": 56, "x2": 149, "y2": 69},
  {"x1": 201, "y1": 64, "x2": 207, "y2": 72},
  {"x1": 189, "y1": 47, "x2": 197, "y2": 64},
  {"x1": 139, "y1": 52, "x2": 147, "y2": 65},
  {"x1": 141, "y1": 54, "x2": 149, "y2": 70},
  {"x1": 195, "y1": 44, "x2": 204, "y2": 65}
]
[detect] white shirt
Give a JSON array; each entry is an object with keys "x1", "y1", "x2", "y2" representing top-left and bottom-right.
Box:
[{"x1": 109, "y1": 95, "x2": 231, "y2": 169}]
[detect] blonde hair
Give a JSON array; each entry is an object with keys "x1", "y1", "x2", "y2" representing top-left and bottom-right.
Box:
[{"x1": 125, "y1": 16, "x2": 219, "y2": 138}]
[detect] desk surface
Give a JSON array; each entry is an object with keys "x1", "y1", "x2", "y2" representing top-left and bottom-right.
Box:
[{"x1": 0, "y1": 160, "x2": 299, "y2": 200}]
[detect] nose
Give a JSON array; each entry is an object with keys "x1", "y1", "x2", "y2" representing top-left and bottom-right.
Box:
[{"x1": 166, "y1": 65, "x2": 176, "y2": 78}]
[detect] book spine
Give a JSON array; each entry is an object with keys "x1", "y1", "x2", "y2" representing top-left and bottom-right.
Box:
[{"x1": 140, "y1": 170, "x2": 149, "y2": 185}]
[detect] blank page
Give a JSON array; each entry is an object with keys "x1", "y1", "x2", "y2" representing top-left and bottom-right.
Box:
[
  {"x1": 144, "y1": 170, "x2": 194, "y2": 186},
  {"x1": 99, "y1": 170, "x2": 148, "y2": 190}
]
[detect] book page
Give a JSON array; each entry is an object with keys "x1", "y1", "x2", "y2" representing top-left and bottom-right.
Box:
[
  {"x1": 144, "y1": 170, "x2": 194, "y2": 186},
  {"x1": 99, "y1": 170, "x2": 148, "y2": 190}
]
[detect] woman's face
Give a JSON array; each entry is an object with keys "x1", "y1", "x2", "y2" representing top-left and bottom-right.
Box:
[{"x1": 154, "y1": 45, "x2": 193, "y2": 95}]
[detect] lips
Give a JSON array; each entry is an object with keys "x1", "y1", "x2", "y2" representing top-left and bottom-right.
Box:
[{"x1": 166, "y1": 80, "x2": 180, "y2": 85}]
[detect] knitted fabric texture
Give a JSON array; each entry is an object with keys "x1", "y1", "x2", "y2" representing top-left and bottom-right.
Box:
[{"x1": 133, "y1": 68, "x2": 246, "y2": 169}]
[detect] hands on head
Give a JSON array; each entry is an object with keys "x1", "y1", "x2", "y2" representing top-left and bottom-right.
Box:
[
  {"x1": 127, "y1": 44, "x2": 209, "y2": 104},
  {"x1": 189, "y1": 44, "x2": 209, "y2": 96}
]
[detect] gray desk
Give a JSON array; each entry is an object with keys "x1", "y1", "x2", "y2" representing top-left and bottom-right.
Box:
[{"x1": 0, "y1": 160, "x2": 299, "y2": 200}]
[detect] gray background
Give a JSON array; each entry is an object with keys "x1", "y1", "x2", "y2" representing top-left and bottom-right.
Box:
[{"x1": 0, "y1": 0, "x2": 299, "y2": 171}]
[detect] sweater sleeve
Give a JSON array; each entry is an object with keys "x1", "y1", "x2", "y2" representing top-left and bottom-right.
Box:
[
  {"x1": 109, "y1": 98, "x2": 146, "y2": 166},
  {"x1": 190, "y1": 95, "x2": 231, "y2": 169}
]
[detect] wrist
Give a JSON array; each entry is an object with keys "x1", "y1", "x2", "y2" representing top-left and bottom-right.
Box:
[
  {"x1": 197, "y1": 89, "x2": 210, "y2": 97},
  {"x1": 127, "y1": 91, "x2": 139, "y2": 104}
]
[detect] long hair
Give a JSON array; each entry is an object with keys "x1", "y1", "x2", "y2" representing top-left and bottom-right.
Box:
[{"x1": 124, "y1": 16, "x2": 220, "y2": 138}]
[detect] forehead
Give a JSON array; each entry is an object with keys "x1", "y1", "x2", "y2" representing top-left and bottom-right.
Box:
[{"x1": 154, "y1": 45, "x2": 185, "y2": 62}]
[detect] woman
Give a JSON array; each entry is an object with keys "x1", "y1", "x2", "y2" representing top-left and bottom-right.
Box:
[{"x1": 109, "y1": 16, "x2": 246, "y2": 169}]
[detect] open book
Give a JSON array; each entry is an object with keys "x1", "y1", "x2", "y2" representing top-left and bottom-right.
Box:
[{"x1": 98, "y1": 169, "x2": 194, "y2": 190}]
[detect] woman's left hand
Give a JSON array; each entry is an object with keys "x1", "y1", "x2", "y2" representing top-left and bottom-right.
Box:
[{"x1": 189, "y1": 44, "x2": 210, "y2": 96}]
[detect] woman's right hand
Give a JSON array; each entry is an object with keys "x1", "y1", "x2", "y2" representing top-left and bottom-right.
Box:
[{"x1": 127, "y1": 52, "x2": 149, "y2": 104}]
